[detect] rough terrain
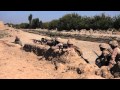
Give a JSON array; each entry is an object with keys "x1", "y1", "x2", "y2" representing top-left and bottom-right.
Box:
[{"x1": 0, "y1": 27, "x2": 115, "y2": 79}]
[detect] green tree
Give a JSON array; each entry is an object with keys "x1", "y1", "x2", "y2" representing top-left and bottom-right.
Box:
[
  {"x1": 28, "y1": 14, "x2": 32, "y2": 26},
  {"x1": 31, "y1": 18, "x2": 40, "y2": 29},
  {"x1": 113, "y1": 15, "x2": 120, "y2": 29},
  {"x1": 48, "y1": 19, "x2": 59, "y2": 30},
  {"x1": 42, "y1": 22, "x2": 49, "y2": 29},
  {"x1": 57, "y1": 13, "x2": 81, "y2": 31},
  {"x1": 19, "y1": 23, "x2": 29, "y2": 29}
]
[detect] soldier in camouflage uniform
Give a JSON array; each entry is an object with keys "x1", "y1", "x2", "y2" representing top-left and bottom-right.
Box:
[
  {"x1": 106, "y1": 40, "x2": 120, "y2": 77},
  {"x1": 95, "y1": 43, "x2": 111, "y2": 68},
  {"x1": 14, "y1": 36, "x2": 23, "y2": 46},
  {"x1": 50, "y1": 37, "x2": 63, "y2": 50},
  {"x1": 66, "y1": 39, "x2": 89, "y2": 63}
]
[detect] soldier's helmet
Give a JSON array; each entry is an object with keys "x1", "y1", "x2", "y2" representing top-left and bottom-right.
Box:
[
  {"x1": 109, "y1": 41, "x2": 112, "y2": 45},
  {"x1": 67, "y1": 39, "x2": 73, "y2": 45},
  {"x1": 55, "y1": 37, "x2": 62, "y2": 42},
  {"x1": 99, "y1": 43, "x2": 108, "y2": 49},
  {"x1": 109, "y1": 40, "x2": 119, "y2": 47},
  {"x1": 45, "y1": 37, "x2": 51, "y2": 40}
]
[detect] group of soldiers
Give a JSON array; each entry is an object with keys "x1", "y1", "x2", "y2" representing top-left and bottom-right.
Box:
[
  {"x1": 28, "y1": 36, "x2": 89, "y2": 63},
  {"x1": 14, "y1": 35, "x2": 120, "y2": 72},
  {"x1": 39, "y1": 37, "x2": 85, "y2": 57},
  {"x1": 95, "y1": 40, "x2": 120, "y2": 72}
]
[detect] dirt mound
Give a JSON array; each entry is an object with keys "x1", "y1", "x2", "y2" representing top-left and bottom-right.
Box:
[
  {"x1": 76, "y1": 63, "x2": 98, "y2": 74},
  {"x1": 95, "y1": 66, "x2": 114, "y2": 79},
  {"x1": 79, "y1": 73, "x2": 105, "y2": 79},
  {"x1": 2, "y1": 28, "x2": 119, "y2": 79},
  {"x1": 44, "y1": 48, "x2": 87, "y2": 64},
  {"x1": 59, "y1": 70, "x2": 80, "y2": 79}
]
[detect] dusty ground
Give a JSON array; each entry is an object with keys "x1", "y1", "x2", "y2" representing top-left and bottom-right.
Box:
[{"x1": 0, "y1": 28, "x2": 112, "y2": 79}]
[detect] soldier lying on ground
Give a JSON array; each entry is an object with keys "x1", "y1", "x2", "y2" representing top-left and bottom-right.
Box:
[
  {"x1": 14, "y1": 36, "x2": 23, "y2": 46},
  {"x1": 95, "y1": 43, "x2": 111, "y2": 68},
  {"x1": 44, "y1": 37, "x2": 62, "y2": 47},
  {"x1": 50, "y1": 37, "x2": 64, "y2": 50},
  {"x1": 51, "y1": 39, "x2": 90, "y2": 63},
  {"x1": 33, "y1": 37, "x2": 52, "y2": 45},
  {"x1": 66, "y1": 40, "x2": 90, "y2": 63}
]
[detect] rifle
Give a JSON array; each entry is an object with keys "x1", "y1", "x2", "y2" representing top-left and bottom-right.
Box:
[
  {"x1": 81, "y1": 55, "x2": 90, "y2": 63},
  {"x1": 93, "y1": 50, "x2": 99, "y2": 57},
  {"x1": 74, "y1": 47, "x2": 90, "y2": 63}
]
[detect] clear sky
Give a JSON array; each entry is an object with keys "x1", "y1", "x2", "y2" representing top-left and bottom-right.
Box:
[{"x1": 0, "y1": 11, "x2": 120, "y2": 24}]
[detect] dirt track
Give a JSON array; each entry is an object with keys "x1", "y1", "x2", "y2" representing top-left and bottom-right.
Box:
[{"x1": 0, "y1": 28, "x2": 111, "y2": 79}]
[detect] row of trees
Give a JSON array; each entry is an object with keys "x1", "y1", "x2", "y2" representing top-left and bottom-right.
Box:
[
  {"x1": 13, "y1": 14, "x2": 42, "y2": 29},
  {"x1": 47, "y1": 13, "x2": 120, "y2": 31},
  {"x1": 13, "y1": 13, "x2": 120, "y2": 31}
]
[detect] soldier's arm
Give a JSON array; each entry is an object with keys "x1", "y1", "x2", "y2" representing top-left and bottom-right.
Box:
[{"x1": 109, "y1": 49, "x2": 117, "y2": 68}]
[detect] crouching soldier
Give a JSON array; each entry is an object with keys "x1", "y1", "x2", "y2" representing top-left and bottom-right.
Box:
[
  {"x1": 14, "y1": 36, "x2": 23, "y2": 46},
  {"x1": 95, "y1": 43, "x2": 111, "y2": 68},
  {"x1": 108, "y1": 40, "x2": 120, "y2": 75}
]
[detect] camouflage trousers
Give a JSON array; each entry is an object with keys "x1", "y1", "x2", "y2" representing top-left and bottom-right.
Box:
[
  {"x1": 110, "y1": 61, "x2": 120, "y2": 78},
  {"x1": 95, "y1": 57, "x2": 110, "y2": 68}
]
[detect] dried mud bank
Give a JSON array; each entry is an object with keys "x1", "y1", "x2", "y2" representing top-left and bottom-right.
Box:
[{"x1": 23, "y1": 29, "x2": 120, "y2": 44}]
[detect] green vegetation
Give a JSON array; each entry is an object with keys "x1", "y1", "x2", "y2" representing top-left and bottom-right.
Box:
[
  {"x1": 12, "y1": 13, "x2": 120, "y2": 31},
  {"x1": 28, "y1": 14, "x2": 32, "y2": 28}
]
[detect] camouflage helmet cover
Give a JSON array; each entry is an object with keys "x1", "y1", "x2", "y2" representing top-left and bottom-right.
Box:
[
  {"x1": 67, "y1": 39, "x2": 73, "y2": 45},
  {"x1": 109, "y1": 40, "x2": 119, "y2": 47},
  {"x1": 99, "y1": 43, "x2": 108, "y2": 49}
]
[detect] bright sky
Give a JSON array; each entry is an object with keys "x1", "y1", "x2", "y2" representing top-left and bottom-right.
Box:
[{"x1": 0, "y1": 11, "x2": 120, "y2": 24}]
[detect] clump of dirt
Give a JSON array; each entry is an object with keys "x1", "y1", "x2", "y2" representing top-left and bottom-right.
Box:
[
  {"x1": 79, "y1": 73, "x2": 105, "y2": 79},
  {"x1": 76, "y1": 63, "x2": 98, "y2": 74},
  {"x1": 95, "y1": 66, "x2": 114, "y2": 79}
]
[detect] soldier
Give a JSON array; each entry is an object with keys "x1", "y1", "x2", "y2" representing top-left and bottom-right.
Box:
[
  {"x1": 51, "y1": 37, "x2": 63, "y2": 50},
  {"x1": 108, "y1": 40, "x2": 120, "y2": 70},
  {"x1": 95, "y1": 43, "x2": 111, "y2": 68},
  {"x1": 66, "y1": 39, "x2": 89, "y2": 63},
  {"x1": 40, "y1": 38, "x2": 47, "y2": 44},
  {"x1": 14, "y1": 36, "x2": 23, "y2": 46},
  {"x1": 52, "y1": 37, "x2": 62, "y2": 46}
]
